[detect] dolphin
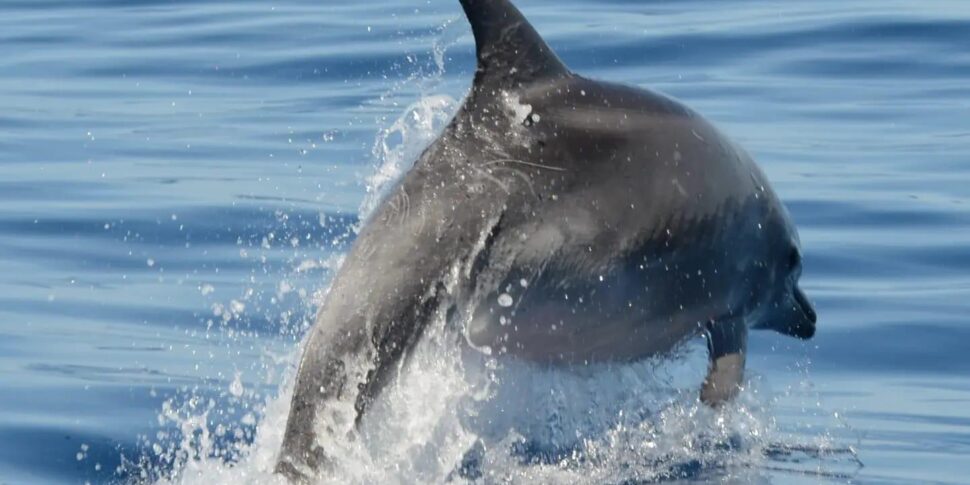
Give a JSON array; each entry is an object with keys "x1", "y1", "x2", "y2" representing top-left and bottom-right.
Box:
[{"x1": 276, "y1": 0, "x2": 816, "y2": 480}]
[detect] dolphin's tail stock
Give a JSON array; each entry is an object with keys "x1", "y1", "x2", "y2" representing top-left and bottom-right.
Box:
[
  {"x1": 274, "y1": 246, "x2": 446, "y2": 481},
  {"x1": 274, "y1": 171, "x2": 504, "y2": 481}
]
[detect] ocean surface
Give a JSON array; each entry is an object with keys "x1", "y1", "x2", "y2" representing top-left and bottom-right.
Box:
[{"x1": 2, "y1": 0, "x2": 969, "y2": 483}]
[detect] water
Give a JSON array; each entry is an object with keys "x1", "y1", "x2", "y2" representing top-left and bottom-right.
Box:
[{"x1": 1, "y1": 0, "x2": 969, "y2": 483}]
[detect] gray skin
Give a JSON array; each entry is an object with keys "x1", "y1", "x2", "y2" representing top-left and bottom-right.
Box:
[{"x1": 276, "y1": 0, "x2": 816, "y2": 480}]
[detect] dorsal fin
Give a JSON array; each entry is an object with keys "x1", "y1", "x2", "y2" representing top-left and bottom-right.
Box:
[{"x1": 459, "y1": 0, "x2": 570, "y2": 88}]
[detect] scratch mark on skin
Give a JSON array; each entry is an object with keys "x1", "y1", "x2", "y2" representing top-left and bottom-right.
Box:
[
  {"x1": 513, "y1": 257, "x2": 551, "y2": 312},
  {"x1": 488, "y1": 165, "x2": 539, "y2": 200},
  {"x1": 382, "y1": 189, "x2": 413, "y2": 228},
  {"x1": 484, "y1": 157, "x2": 567, "y2": 172},
  {"x1": 470, "y1": 164, "x2": 513, "y2": 195},
  {"x1": 671, "y1": 178, "x2": 688, "y2": 197},
  {"x1": 398, "y1": 189, "x2": 410, "y2": 226}
]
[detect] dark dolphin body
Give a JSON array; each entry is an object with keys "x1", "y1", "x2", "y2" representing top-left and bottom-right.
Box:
[{"x1": 276, "y1": 0, "x2": 816, "y2": 480}]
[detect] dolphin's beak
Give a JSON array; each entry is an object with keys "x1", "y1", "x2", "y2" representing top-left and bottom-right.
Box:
[
  {"x1": 756, "y1": 284, "x2": 817, "y2": 339},
  {"x1": 791, "y1": 286, "x2": 816, "y2": 339},
  {"x1": 794, "y1": 286, "x2": 816, "y2": 324}
]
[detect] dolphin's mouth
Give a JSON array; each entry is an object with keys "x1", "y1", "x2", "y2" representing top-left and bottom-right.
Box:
[
  {"x1": 759, "y1": 285, "x2": 817, "y2": 339},
  {"x1": 794, "y1": 286, "x2": 816, "y2": 324},
  {"x1": 791, "y1": 286, "x2": 817, "y2": 339}
]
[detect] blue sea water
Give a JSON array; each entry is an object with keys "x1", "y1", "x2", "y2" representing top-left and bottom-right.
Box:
[{"x1": 2, "y1": 0, "x2": 969, "y2": 483}]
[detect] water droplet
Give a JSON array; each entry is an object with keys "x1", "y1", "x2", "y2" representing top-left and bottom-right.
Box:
[
  {"x1": 229, "y1": 373, "x2": 244, "y2": 397},
  {"x1": 497, "y1": 293, "x2": 513, "y2": 307}
]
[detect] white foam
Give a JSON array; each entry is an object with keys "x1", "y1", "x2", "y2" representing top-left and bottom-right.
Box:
[
  {"x1": 361, "y1": 93, "x2": 459, "y2": 219},
  {"x1": 359, "y1": 19, "x2": 462, "y2": 220},
  {"x1": 144, "y1": 318, "x2": 782, "y2": 484}
]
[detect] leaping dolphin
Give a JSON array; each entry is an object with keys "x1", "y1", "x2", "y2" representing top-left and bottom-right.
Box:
[{"x1": 276, "y1": 0, "x2": 816, "y2": 480}]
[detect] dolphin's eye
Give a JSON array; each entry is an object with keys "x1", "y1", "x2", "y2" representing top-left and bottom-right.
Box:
[{"x1": 788, "y1": 248, "x2": 801, "y2": 269}]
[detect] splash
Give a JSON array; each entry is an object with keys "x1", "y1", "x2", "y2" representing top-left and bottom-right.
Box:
[
  {"x1": 360, "y1": 93, "x2": 458, "y2": 219},
  {"x1": 137, "y1": 319, "x2": 787, "y2": 485},
  {"x1": 359, "y1": 17, "x2": 464, "y2": 219}
]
